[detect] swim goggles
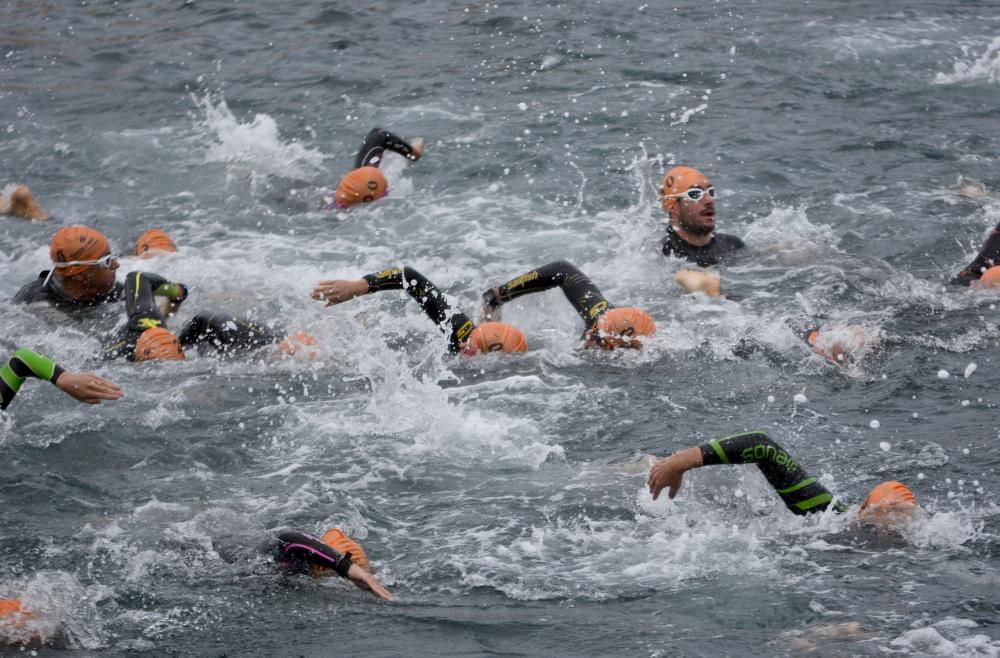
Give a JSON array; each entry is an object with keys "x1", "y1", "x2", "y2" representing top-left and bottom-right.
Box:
[
  {"x1": 43, "y1": 253, "x2": 115, "y2": 287},
  {"x1": 663, "y1": 186, "x2": 716, "y2": 202}
]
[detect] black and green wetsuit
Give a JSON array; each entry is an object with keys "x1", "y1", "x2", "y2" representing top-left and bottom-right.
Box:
[
  {"x1": 0, "y1": 348, "x2": 66, "y2": 411},
  {"x1": 103, "y1": 271, "x2": 188, "y2": 360},
  {"x1": 362, "y1": 266, "x2": 475, "y2": 353},
  {"x1": 481, "y1": 260, "x2": 612, "y2": 330},
  {"x1": 699, "y1": 431, "x2": 848, "y2": 515}
]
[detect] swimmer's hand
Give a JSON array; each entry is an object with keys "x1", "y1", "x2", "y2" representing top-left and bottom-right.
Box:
[
  {"x1": 312, "y1": 279, "x2": 369, "y2": 306},
  {"x1": 409, "y1": 138, "x2": 424, "y2": 161},
  {"x1": 346, "y1": 563, "x2": 393, "y2": 601},
  {"x1": 54, "y1": 371, "x2": 124, "y2": 405},
  {"x1": 673, "y1": 270, "x2": 722, "y2": 298},
  {"x1": 647, "y1": 447, "x2": 703, "y2": 501},
  {"x1": 479, "y1": 287, "x2": 502, "y2": 322}
]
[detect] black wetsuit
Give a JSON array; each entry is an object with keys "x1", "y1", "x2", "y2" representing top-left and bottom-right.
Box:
[
  {"x1": 699, "y1": 431, "x2": 847, "y2": 515},
  {"x1": 0, "y1": 348, "x2": 66, "y2": 411},
  {"x1": 274, "y1": 530, "x2": 354, "y2": 578},
  {"x1": 353, "y1": 128, "x2": 420, "y2": 169},
  {"x1": 363, "y1": 266, "x2": 475, "y2": 353},
  {"x1": 482, "y1": 260, "x2": 612, "y2": 330},
  {"x1": 13, "y1": 271, "x2": 124, "y2": 310},
  {"x1": 661, "y1": 225, "x2": 745, "y2": 267},
  {"x1": 952, "y1": 221, "x2": 1000, "y2": 286}
]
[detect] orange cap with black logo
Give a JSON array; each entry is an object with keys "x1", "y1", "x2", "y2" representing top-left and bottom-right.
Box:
[
  {"x1": 320, "y1": 528, "x2": 369, "y2": 570},
  {"x1": 134, "y1": 229, "x2": 177, "y2": 257},
  {"x1": 661, "y1": 166, "x2": 711, "y2": 213},
  {"x1": 462, "y1": 322, "x2": 528, "y2": 356},
  {"x1": 858, "y1": 480, "x2": 917, "y2": 524},
  {"x1": 49, "y1": 225, "x2": 110, "y2": 276},
  {"x1": 335, "y1": 166, "x2": 388, "y2": 207},
  {"x1": 593, "y1": 308, "x2": 656, "y2": 349},
  {"x1": 134, "y1": 327, "x2": 184, "y2": 361}
]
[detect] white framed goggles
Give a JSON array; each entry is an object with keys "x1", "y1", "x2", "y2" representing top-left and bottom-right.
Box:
[
  {"x1": 664, "y1": 186, "x2": 716, "y2": 202},
  {"x1": 43, "y1": 253, "x2": 115, "y2": 287}
]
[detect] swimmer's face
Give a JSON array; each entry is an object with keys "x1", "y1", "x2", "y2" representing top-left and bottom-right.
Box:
[
  {"x1": 857, "y1": 501, "x2": 919, "y2": 531},
  {"x1": 81, "y1": 253, "x2": 120, "y2": 291},
  {"x1": 670, "y1": 180, "x2": 715, "y2": 236}
]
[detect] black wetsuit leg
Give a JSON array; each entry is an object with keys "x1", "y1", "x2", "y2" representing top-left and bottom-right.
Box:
[
  {"x1": 952, "y1": 221, "x2": 1000, "y2": 286},
  {"x1": 103, "y1": 271, "x2": 187, "y2": 360},
  {"x1": 483, "y1": 260, "x2": 611, "y2": 328},
  {"x1": 0, "y1": 349, "x2": 65, "y2": 411},
  {"x1": 363, "y1": 266, "x2": 474, "y2": 353},
  {"x1": 353, "y1": 128, "x2": 420, "y2": 169},
  {"x1": 699, "y1": 431, "x2": 848, "y2": 515},
  {"x1": 177, "y1": 312, "x2": 279, "y2": 355}
]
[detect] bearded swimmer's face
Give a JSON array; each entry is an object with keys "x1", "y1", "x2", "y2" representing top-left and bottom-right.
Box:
[{"x1": 662, "y1": 167, "x2": 716, "y2": 236}]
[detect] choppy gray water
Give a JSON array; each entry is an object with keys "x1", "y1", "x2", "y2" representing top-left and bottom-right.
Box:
[{"x1": 2, "y1": 1, "x2": 1000, "y2": 656}]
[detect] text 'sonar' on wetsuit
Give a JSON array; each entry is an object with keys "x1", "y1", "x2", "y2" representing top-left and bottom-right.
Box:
[
  {"x1": 354, "y1": 128, "x2": 420, "y2": 169},
  {"x1": 363, "y1": 266, "x2": 474, "y2": 353},
  {"x1": 661, "y1": 225, "x2": 746, "y2": 268},
  {"x1": 103, "y1": 271, "x2": 187, "y2": 360},
  {"x1": 699, "y1": 431, "x2": 848, "y2": 515},
  {"x1": 952, "y1": 221, "x2": 1000, "y2": 286},
  {"x1": 483, "y1": 260, "x2": 611, "y2": 328},
  {"x1": 0, "y1": 348, "x2": 65, "y2": 411}
]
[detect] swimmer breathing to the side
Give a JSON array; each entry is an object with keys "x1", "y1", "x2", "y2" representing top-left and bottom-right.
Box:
[
  {"x1": 324, "y1": 128, "x2": 424, "y2": 209},
  {"x1": 274, "y1": 528, "x2": 392, "y2": 601},
  {"x1": 479, "y1": 260, "x2": 655, "y2": 350},
  {"x1": 312, "y1": 266, "x2": 528, "y2": 355},
  {"x1": 1, "y1": 348, "x2": 122, "y2": 411},
  {"x1": 647, "y1": 431, "x2": 920, "y2": 531}
]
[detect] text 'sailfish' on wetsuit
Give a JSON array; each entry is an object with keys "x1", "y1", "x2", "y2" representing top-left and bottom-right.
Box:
[
  {"x1": 354, "y1": 128, "x2": 420, "y2": 169},
  {"x1": 274, "y1": 530, "x2": 354, "y2": 578},
  {"x1": 482, "y1": 260, "x2": 611, "y2": 329},
  {"x1": 952, "y1": 221, "x2": 1000, "y2": 286},
  {"x1": 103, "y1": 271, "x2": 187, "y2": 360},
  {"x1": 661, "y1": 225, "x2": 745, "y2": 268},
  {"x1": 363, "y1": 266, "x2": 475, "y2": 353},
  {"x1": 0, "y1": 349, "x2": 65, "y2": 411},
  {"x1": 699, "y1": 431, "x2": 848, "y2": 515}
]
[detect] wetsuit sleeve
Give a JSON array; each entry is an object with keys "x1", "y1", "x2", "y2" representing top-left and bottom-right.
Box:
[
  {"x1": 353, "y1": 128, "x2": 420, "y2": 168},
  {"x1": 274, "y1": 530, "x2": 353, "y2": 578},
  {"x1": 177, "y1": 312, "x2": 279, "y2": 354},
  {"x1": 952, "y1": 222, "x2": 1000, "y2": 286},
  {"x1": 363, "y1": 266, "x2": 475, "y2": 353},
  {"x1": 484, "y1": 260, "x2": 611, "y2": 327},
  {"x1": 0, "y1": 348, "x2": 66, "y2": 411},
  {"x1": 103, "y1": 271, "x2": 182, "y2": 360},
  {"x1": 698, "y1": 431, "x2": 847, "y2": 515}
]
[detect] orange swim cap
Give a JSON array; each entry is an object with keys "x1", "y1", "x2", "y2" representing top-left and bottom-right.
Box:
[
  {"x1": 979, "y1": 265, "x2": 1000, "y2": 286},
  {"x1": 593, "y1": 307, "x2": 656, "y2": 349},
  {"x1": 276, "y1": 330, "x2": 319, "y2": 359},
  {"x1": 321, "y1": 528, "x2": 369, "y2": 571},
  {"x1": 661, "y1": 166, "x2": 711, "y2": 213},
  {"x1": 134, "y1": 229, "x2": 177, "y2": 257},
  {"x1": 49, "y1": 225, "x2": 110, "y2": 276},
  {"x1": 334, "y1": 166, "x2": 388, "y2": 207},
  {"x1": 0, "y1": 599, "x2": 24, "y2": 618},
  {"x1": 134, "y1": 327, "x2": 185, "y2": 361},
  {"x1": 858, "y1": 480, "x2": 917, "y2": 525},
  {"x1": 463, "y1": 322, "x2": 529, "y2": 355}
]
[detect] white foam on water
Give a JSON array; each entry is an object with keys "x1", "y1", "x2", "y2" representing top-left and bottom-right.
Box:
[
  {"x1": 0, "y1": 571, "x2": 110, "y2": 649},
  {"x1": 887, "y1": 617, "x2": 1000, "y2": 657},
  {"x1": 934, "y1": 36, "x2": 1000, "y2": 85}
]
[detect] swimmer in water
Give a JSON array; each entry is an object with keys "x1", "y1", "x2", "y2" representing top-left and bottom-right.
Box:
[
  {"x1": 647, "y1": 430, "x2": 919, "y2": 530},
  {"x1": 951, "y1": 220, "x2": 1000, "y2": 287},
  {"x1": 14, "y1": 225, "x2": 122, "y2": 313},
  {"x1": 659, "y1": 166, "x2": 745, "y2": 267},
  {"x1": 323, "y1": 128, "x2": 424, "y2": 209},
  {"x1": 273, "y1": 528, "x2": 392, "y2": 601},
  {"x1": 133, "y1": 229, "x2": 178, "y2": 259},
  {"x1": 0, "y1": 185, "x2": 50, "y2": 221},
  {"x1": 479, "y1": 260, "x2": 656, "y2": 350},
  {"x1": 1, "y1": 347, "x2": 122, "y2": 411},
  {"x1": 312, "y1": 266, "x2": 528, "y2": 355}
]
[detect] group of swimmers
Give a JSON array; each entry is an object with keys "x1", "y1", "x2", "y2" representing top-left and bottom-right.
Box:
[{"x1": 2, "y1": 127, "x2": 997, "y2": 632}]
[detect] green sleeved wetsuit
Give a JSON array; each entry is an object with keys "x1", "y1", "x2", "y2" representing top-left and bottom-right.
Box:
[
  {"x1": 363, "y1": 266, "x2": 475, "y2": 353},
  {"x1": 0, "y1": 348, "x2": 66, "y2": 411},
  {"x1": 699, "y1": 431, "x2": 848, "y2": 515},
  {"x1": 103, "y1": 271, "x2": 188, "y2": 360},
  {"x1": 482, "y1": 260, "x2": 612, "y2": 329}
]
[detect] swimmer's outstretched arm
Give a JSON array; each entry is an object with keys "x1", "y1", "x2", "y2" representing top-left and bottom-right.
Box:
[
  {"x1": 951, "y1": 222, "x2": 1000, "y2": 286},
  {"x1": 276, "y1": 531, "x2": 393, "y2": 601},
  {"x1": 1, "y1": 348, "x2": 122, "y2": 410},
  {"x1": 648, "y1": 431, "x2": 846, "y2": 516},
  {"x1": 104, "y1": 272, "x2": 189, "y2": 359},
  {"x1": 313, "y1": 266, "x2": 474, "y2": 352},
  {"x1": 353, "y1": 128, "x2": 423, "y2": 169},
  {"x1": 481, "y1": 260, "x2": 611, "y2": 326}
]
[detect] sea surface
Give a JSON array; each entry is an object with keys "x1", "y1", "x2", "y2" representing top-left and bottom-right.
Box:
[{"x1": 2, "y1": 1, "x2": 1000, "y2": 656}]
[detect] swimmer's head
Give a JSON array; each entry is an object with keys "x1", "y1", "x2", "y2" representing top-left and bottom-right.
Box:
[
  {"x1": 661, "y1": 166, "x2": 712, "y2": 212},
  {"x1": 134, "y1": 327, "x2": 185, "y2": 362},
  {"x1": 807, "y1": 325, "x2": 870, "y2": 365},
  {"x1": 461, "y1": 322, "x2": 529, "y2": 356},
  {"x1": 334, "y1": 166, "x2": 388, "y2": 207},
  {"x1": 49, "y1": 225, "x2": 118, "y2": 289},
  {"x1": 275, "y1": 330, "x2": 320, "y2": 359},
  {"x1": 858, "y1": 481, "x2": 918, "y2": 528},
  {"x1": 589, "y1": 307, "x2": 656, "y2": 350},
  {"x1": 134, "y1": 229, "x2": 177, "y2": 258},
  {"x1": 979, "y1": 265, "x2": 1000, "y2": 286},
  {"x1": 317, "y1": 528, "x2": 369, "y2": 573},
  {"x1": 661, "y1": 166, "x2": 716, "y2": 237}
]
